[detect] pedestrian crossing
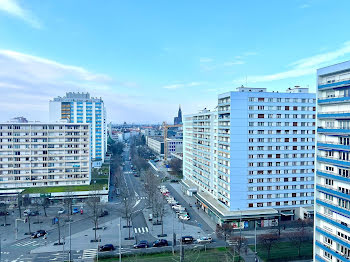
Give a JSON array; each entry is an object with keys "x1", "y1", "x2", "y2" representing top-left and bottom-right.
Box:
[
  {"x1": 14, "y1": 239, "x2": 40, "y2": 247},
  {"x1": 82, "y1": 248, "x2": 98, "y2": 260},
  {"x1": 138, "y1": 196, "x2": 147, "y2": 200},
  {"x1": 134, "y1": 227, "x2": 149, "y2": 234}
]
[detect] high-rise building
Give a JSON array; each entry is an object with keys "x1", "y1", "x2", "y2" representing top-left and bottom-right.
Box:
[
  {"x1": 49, "y1": 92, "x2": 107, "y2": 164},
  {"x1": 315, "y1": 61, "x2": 350, "y2": 261},
  {"x1": 182, "y1": 86, "x2": 316, "y2": 226},
  {"x1": 174, "y1": 105, "x2": 183, "y2": 125},
  {"x1": 0, "y1": 122, "x2": 91, "y2": 189}
]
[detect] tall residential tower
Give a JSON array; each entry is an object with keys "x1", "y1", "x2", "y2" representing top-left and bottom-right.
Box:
[
  {"x1": 315, "y1": 61, "x2": 350, "y2": 261},
  {"x1": 49, "y1": 92, "x2": 107, "y2": 164},
  {"x1": 183, "y1": 86, "x2": 315, "y2": 226}
]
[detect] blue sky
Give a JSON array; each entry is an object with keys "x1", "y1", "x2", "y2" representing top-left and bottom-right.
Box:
[{"x1": 0, "y1": 0, "x2": 350, "y2": 123}]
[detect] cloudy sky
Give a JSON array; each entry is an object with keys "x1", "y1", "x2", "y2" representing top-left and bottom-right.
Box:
[{"x1": 0, "y1": 0, "x2": 350, "y2": 123}]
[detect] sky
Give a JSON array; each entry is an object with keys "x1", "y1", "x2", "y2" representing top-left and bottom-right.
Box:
[{"x1": 0, "y1": 0, "x2": 350, "y2": 124}]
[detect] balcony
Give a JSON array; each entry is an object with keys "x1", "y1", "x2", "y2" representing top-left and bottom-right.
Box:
[
  {"x1": 317, "y1": 155, "x2": 350, "y2": 167},
  {"x1": 318, "y1": 127, "x2": 350, "y2": 134},
  {"x1": 318, "y1": 111, "x2": 350, "y2": 119},
  {"x1": 318, "y1": 142, "x2": 350, "y2": 151},
  {"x1": 318, "y1": 78, "x2": 350, "y2": 90},
  {"x1": 318, "y1": 95, "x2": 350, "y2": 104}
]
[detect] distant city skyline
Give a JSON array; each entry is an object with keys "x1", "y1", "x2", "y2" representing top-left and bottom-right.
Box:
[{"x1": 1, "y1": 1, "x2": 350, "y2": 123}]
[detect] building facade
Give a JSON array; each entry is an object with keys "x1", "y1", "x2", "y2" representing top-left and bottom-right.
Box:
[
  {"x1": 49, "y1": 92, "x2": 107, "y2": 163},
  {"x1": 315, "y1": 61, "x2": 350, "y2": 262},
  {"x1": 0, "y1": 122, "x2": 91, "y2": 189},
  {"x1": 183, "y1": 87, "x2": 316, "y2": 224}
]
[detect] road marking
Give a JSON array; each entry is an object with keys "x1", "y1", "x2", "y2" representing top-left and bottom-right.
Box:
[
  {"x1": 82, "y1": 248, "x2": 98, "y2": 259},
  {"x1": 145, "y1": 227, "x2": 149, "y2": 232},
  {"x1": 133, "y1": 199, "x2": 141, "y2": 208},
  {"x1": 14, "y1": 240, "x2": 39, "y2": 247},
  {"x1": 141, "y1": 227, "x2": 145, "y2": 233},
  {"x1": 134, "y1": 228, "x2": 137, "y2": 233},
  {"x1": 138, "y1": 228, "x2": 141, "y2": 233}
]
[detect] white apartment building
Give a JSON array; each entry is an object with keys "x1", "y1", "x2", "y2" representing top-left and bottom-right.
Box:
[
  {"x1": 315, "y1": 61, "x2": 350, "y2": 262},
  {"x1": 0, "y1": 122, "x2": 91, "y2": 189},
  {"x1": 183, "y1": 87, "x2": 316, "y2": 226},
  {"x1": 49, "y1": 92, "x2": 107, "y2": 164}
]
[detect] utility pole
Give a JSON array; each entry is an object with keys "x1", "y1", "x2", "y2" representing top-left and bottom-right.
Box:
[
  {"x1": 119, "y1": 217, "x2": 122, "y2": 262},
  {"x1": 69, "y1": 220, "x2": 72, "y2": 262},
  {"x1": 254, "y1": 220, "x2": 257, "y2": 258}
]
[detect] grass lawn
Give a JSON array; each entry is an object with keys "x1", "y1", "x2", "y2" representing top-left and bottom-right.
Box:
[
  {"x1": 249, "y1": 241, "x2": 313, "y2": 262},
  {"x1": 21, "y1": 183, "x2": 107, "y2": 194},
  {"x1": 100, "y1": 247, "x2": 243, "y2": 262}
]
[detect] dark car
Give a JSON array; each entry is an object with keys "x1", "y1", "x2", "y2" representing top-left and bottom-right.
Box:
[
  {"x1": 180, "y1": 236, "x2": 194, "y2": 244},
  {"x1": 31, "y1": 230, "x2": 47, "y2": 238},
  {"x1": 153, "y1": 239, "x2": 168, "y2": 247},
  {"x1": 99, "y1": 244, "x2": 115, "y2": 252},
  {"x1": 133, "y1": 240, "x2": 149, "y2": 249},
  {"x1": 99, "y1": 210, "x2": 109, "y2": 217},
  {"x1": 0, "y1": 211, "x2": 9, "y2": 216}
]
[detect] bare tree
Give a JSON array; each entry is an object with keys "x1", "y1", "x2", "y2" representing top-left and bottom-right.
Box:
[
  {"x1": 87, "y1": 195, "x2": 100, "y2": 242},
  {"x1": 56, "y1": 214, "x2": 62, "y2": 245},
  {"x1": 229, "y1": 235, "x2": 247, "y2": 261},
  {"x1": 288, "y1": 219, "x2": 313, "y2": 257},
  {"x1": 169, "y1": 158, "x2": 182, "y2": 177},
  {"x1": 0, "y1": 203, "x2": 9, "y2": 226},
  {"x1": 154, "y1": 196, "x2": 166, "y2": 236},
  {"x1": 144, "y1": 170, "x2": 159, "y2": 211},
  {"x1": 33, "y1": 198, "x2": 41, "y2": 224},
  {"x1": 17, "y1": 193, "x2": 23, "y2": 219},
  {"x1": 216, "y1": 223, "x2": 232, "y2": 241},
  {"x1": 258, "y1": 233, "x2": 280, "y2": 260},
  {"x1": 119, "y1": 189, "x2": 134, "y2": 240},
  {"x1": 41, "y1": 197, "x2": 50, "y2": 217}
]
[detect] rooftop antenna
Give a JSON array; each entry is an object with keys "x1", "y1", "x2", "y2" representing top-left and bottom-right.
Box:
[{"x1": 245, "y1": 75, "x2": 248, "y2": 87}]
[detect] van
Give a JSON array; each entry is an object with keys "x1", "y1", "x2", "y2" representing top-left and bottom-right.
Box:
[{"x1": 148, "y1": 213, "x2": 153, "y2": 221}]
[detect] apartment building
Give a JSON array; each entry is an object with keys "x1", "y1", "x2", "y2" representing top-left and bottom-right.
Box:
[
  {"x1": 183, "y1": 86, "x2": 316, "y2": 226},
  {"x1": 146, "y1": 136, "x2": 164, "y2": 155},
  {"x1": 0, "y1": 122, "x2": 91, "y2": 189},
  {"x1": 315, "y1": 61, "x2": 350, "y2": 262},
  {"x1": 49, "y1": 92, "x2": 107, "y2": 164}
]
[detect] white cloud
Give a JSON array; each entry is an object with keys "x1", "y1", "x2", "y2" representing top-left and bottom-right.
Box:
[
  {"x1": 162, "y1": 82, "x2": 202, "y2": 89},
  {"x1": 223, "y1": 61, "x2": 245, "y2": 66},
  {"x1": 0, "y1": 0, "x2": 41, "y2": 28},
  {"x1": 0, "y1": 49, "x2": 142, "y2": 122},
  {"x1": 234, "y1": 41, "x2": 350, "y2": 83},
  {"x1": 199, "y1": 57, "x2": 213, "y2": 63}
]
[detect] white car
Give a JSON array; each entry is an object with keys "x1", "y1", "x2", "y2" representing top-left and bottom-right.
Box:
[
  {"x1": 179, "y1": 214, "x2": 190, "y2": 221},
  {"x1": 197, "y1": 237, "x2": 212, "y2": 244},
  {"x1": 172, "y1": 205, "x2": 183, "y2": 210},
  {"x1": 58, "y1": 208, "x2": 65, "y2": 214}
]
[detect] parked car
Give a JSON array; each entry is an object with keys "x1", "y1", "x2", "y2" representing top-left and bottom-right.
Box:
[
  {"x1": 99, "y1": 210, "x2": 109, "y2": 217},
  {"x1": 179, "y1": 214, "x2": 190, "y2": 221},
  {"x1": 153, "y1": 239, "x2": 168, "y2": 247},
  {"x1": 99, "y1": 244, "x2": 115, "y2": 252},
  {"x1": 172, "y1": 205, "x2": 183, "y2": 210},
  {"x1": 148, "y1": 213, "x2": 153, "y2": 221},
  {"x1": 133, "y1": 240, "x2": 149, "y2": 249},
  {"x1": 31, "y1": 230, "x2": 47, "y2": 238},
  {"x1": 72, "y1": 208, "x2": 79, "y2": 214},
  {"x1": 58, "y1": 208, "x2": 65, "y2": 214},
  {"x1": 197, "y1": 237, "x2": 212, "y2": 244},
  {"x1": 180, "y1": 236, "x2": 194, "y2": 244},
  {"x1": 23, "y1": 209, "x2": 31, "y2": 216},
  {"x1": 0, "y1": 211, "x2": 9, "y2": 216}
]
